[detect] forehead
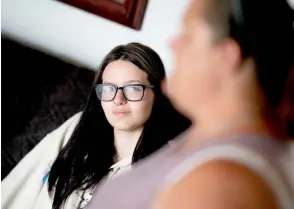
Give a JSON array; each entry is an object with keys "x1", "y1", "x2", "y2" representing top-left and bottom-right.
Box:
[
  {"x1": 184, "y1": 0, "x2": 206, "y2": 24},
  {"x1": 102, "y1": 60, "x2": 148, "y2": 84}
]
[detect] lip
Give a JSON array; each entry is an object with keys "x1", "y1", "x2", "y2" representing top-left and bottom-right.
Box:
[{"x1": 112, "y1": 110, "x2": 130, "y2": 115}]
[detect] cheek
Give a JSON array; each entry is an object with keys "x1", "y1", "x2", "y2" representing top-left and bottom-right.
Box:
[
  {"x1": 168, "y1": 53, "x2": 220, "y2": 113},
  {"x1": 167, "y1": 69, "x2": 193, "y2": 112},
  {"x1": 129, "y1": 98, "x2": 154, "y2": 122},
  {"x1": 169, "y1": 46, "x2": 197, "y2": 102},
  {"x1": 101, "y1": 102, "x2": 112, "y2": 117},
  {"x1": 175, "y1": 46, "x2": 194, "y2": 71}
]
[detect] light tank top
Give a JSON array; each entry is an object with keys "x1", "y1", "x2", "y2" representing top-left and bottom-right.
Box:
[{"x1": 86, "y1": 130, "x2": 294, "y2": 209}]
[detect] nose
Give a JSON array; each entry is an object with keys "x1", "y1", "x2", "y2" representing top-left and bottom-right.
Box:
[
  {"x1": 170, "y1": 36, "x2": 179, "y2": 51},
  {"x1": 113, "y1": 89, "x2": 127, "y2": 105}
]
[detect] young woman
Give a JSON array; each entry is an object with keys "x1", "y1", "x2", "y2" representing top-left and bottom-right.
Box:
[{"x1": 1, "y1": 43, "x2": 190, "y2": 209}]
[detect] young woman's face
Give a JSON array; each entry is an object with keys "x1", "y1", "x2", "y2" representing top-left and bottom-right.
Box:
[{"x1": 100, "y1": 60, "x2": 155, "y2": 131}]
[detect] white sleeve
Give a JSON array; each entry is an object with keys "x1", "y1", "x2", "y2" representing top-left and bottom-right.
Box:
[{"x1": 1, "y1": 112, "x2": 82, "y2": 209}]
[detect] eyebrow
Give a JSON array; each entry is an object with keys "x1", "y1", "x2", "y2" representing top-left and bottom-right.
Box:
[
  {"x1": 124, "y1": 80, "x2": 144, "y2": 84},
  {"x1": 102, "y1": 80, "x2": 145, "y2": 85}
]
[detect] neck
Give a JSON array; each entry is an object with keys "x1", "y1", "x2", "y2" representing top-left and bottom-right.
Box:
[
  {"x1": 192, "y1": 101, "x2": 283, "y2": 139},
  {"x1": 190, "y1": 71, "x2": 285, "y2": 141},
  {"x1": 114, "y1": 127, "x2": 144, "y2": 161}
]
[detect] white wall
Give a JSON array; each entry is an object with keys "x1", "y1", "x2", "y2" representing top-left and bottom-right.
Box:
[{"x1": 2, "y1": 0, "x2": 190, "y2": 75}]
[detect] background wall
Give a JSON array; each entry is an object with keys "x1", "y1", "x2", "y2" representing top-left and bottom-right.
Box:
[
  {"x1": 2, "y1": 0, "x2": 190, "y2": 75},
  {"x1": 1, "y1": 37, "x2": 95, "y2": 179},
  {"x1": 1, "y1": 0, "x2": 191, "y2": 179}
]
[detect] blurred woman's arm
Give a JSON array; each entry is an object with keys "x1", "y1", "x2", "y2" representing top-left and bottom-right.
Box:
[{"x1": 153, "y1": 160, "x2": 280, "y2": 209}]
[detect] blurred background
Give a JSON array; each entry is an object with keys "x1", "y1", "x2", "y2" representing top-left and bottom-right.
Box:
[
  {"x1": 1, "y1": 0, "x2": 190, "y2": 179},
  {"x1": 2, "y1": 0, "x2": 294, "y2": 179}
]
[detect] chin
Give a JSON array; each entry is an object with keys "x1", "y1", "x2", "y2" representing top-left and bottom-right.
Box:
[
  {"x1": 109, "y1": 120, "x2": 136, "y2": 131},
  {"x1": 174, "y1": 101, "x2": 194, "y2": 120},
  {"x1": 167, "y1": 94, "x2": 186, "y2": 113},
  {"x1": 114, "y1": 125, "x2": 139, "y2": 132}
]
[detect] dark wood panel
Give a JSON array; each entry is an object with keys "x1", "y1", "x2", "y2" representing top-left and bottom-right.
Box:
[
  {"x1": 1, "y1": 36, "x2": 95, "y2": 179},
  {"x1": 57, "y1": 0, "x2": 148, "y2": 30}
]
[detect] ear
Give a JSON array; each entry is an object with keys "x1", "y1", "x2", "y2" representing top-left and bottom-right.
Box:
[{"x1": 217, "y1": 38, "x2": 242, "y2": 75}]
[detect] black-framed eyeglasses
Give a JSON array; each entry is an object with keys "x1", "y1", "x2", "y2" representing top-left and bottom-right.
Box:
[{"x1": 95, "y1": 83, "x2": 154, "y2": 102}]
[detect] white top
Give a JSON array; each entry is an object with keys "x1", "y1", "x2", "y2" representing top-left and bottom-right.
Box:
[{"x1": 1, "y1": 112, "x2": 132, "y2": 209}]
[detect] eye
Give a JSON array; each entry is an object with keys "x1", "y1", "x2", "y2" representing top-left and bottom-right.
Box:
[
  {"x1": 125, "y1": 85, "x2": 143, "y2": 92},
  {"x1": 100, "y1": 85, "x2": 115, "y2": 92}
]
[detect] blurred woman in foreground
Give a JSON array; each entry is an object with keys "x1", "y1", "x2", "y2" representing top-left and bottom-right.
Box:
[{"x1": 85, "y1": 0, "x2": 294, "y2": 209}]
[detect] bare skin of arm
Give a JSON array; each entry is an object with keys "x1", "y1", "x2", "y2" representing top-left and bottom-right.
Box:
[{"x1": 153, "y1": 160, "x2": 280, "y2": 209}]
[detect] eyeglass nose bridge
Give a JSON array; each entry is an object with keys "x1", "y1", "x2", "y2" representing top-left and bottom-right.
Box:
[
  {"x1": 117, "y1": 86, "x2": 125, "y2": 91},
  {"x1": 112, "y1": 86, "x2": 127, "y2": 101}
]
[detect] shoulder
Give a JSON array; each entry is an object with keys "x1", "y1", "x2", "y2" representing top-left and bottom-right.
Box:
[
  {"x1": 62, "y1": 111, "x2": 82, "y2": 129},
  {"x1": 154, "y1": 160, "x2": 280, "y2": 209},
  {"x1": 48, "y1": 111, "x2": 82, "y2": 147}
]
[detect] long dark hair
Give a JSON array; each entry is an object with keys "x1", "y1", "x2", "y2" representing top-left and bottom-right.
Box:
[{"x1": 48, "y1": 43, "x2": 190, "y2": 209}]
